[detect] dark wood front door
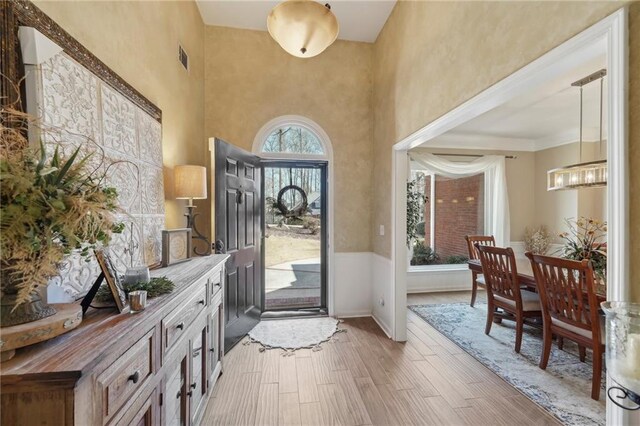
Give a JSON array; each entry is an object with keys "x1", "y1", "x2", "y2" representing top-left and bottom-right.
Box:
[{"x1": 214, "y1": 139, "x2": 262, "y2": 352}]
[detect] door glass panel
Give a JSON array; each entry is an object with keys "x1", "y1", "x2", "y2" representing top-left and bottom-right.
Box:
[{"x1": 264, "y1": 166, "x2": 323, "y2": 310}]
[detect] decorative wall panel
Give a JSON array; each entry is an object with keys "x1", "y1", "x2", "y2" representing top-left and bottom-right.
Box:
[{"x1": 35, "y1": 52, "x2": 164, "y2": 302}]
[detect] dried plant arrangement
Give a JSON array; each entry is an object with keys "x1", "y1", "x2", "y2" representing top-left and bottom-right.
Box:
[
  {"x1": 0, "y1": 104, "x2": 124, "y2": 326},
  {"x1": 523, "y1": 225, "x2": 552, "y2": 255}
]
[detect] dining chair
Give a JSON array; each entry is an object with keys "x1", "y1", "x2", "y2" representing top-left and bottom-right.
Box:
[
  {"x1": 475, "y1": 244, "x2": 542, "y2": 353},
  {"x1": 465, "y1": 235, "x2": 495, "y2": 307},
  {"x1": 525, "y1": 252, "x2": 604, "y2": 400}
]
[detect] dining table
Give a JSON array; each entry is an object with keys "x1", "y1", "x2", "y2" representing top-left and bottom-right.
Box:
[{"x1": 467, "y1": 258, "x2": 607, "y2": 303}]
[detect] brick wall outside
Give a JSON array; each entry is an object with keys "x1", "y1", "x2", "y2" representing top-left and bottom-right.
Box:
[{"x1": 423, "y1": 174, "x2": 485, "y2": 261}]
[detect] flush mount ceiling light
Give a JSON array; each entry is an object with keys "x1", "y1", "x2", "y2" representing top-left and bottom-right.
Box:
[
  {"x1": 267, "y1": 0, "x2": 339, "y2": 58},
  {"x1": 547, "y1": 69, "x2": 608, "y2": 191}
]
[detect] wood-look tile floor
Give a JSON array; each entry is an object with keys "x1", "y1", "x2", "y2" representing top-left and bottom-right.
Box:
[{"x1": 203, "y1": 291, "x2": 560, "y2": 425}]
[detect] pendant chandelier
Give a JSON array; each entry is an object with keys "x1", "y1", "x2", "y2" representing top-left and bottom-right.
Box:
[
  {"x1": 547, "y1": 69, "x2": 607, "y2": 191},
  {"x1": 267, "y1": 0, "x2": 339, "y2": 58}
]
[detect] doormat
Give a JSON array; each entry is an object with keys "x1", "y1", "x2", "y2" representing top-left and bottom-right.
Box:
[
  {"x1": 246, "y1": 317, "x2": 345, "y2": 355},
  {"x1": 409, "y1": 303, "x2": 605, "y2": 426}
]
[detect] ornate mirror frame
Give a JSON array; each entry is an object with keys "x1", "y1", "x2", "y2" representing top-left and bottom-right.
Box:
[{"x1": 0, "y1": 0, "x2": 161, "y2": 122}]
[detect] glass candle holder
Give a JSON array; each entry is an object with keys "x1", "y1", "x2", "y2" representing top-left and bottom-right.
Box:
[
  {"x1": 128, "y1": 290, "x2": 147, "y2": 314},
  {"x1": 602, "y1": 301, "x2": 640, "y2": 409}
]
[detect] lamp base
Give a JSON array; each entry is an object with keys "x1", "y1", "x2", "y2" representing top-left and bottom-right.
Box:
[
  {"x1": 608, "y1": 385, "x2": 640, "y2": 411},
  {"x1": 185, "y1": 205, "x2": 211, "y2": 256}
]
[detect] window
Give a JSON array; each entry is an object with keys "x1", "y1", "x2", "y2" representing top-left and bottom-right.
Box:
[
  {"x1": 262, "y1": 126, "x2": 324, "y2": 155},
  {"x1": 410, "y1": 171, "x2": 485, "y2": 266}
]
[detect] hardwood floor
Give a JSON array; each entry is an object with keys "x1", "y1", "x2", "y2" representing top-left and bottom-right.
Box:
[{"x1": 203, "y1": 291, "x2": 560, "y2": 425}]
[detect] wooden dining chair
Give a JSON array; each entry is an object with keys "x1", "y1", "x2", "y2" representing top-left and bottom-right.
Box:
[
  {"x1": 475, "y1": 244, "x2": 542, "y2": 353},
  {"x1": 465, "y1": 235, "x2": 495, "y2": 307},
  {"x1": 525, "y1": 252, "x2": 604, "y2": 400}
]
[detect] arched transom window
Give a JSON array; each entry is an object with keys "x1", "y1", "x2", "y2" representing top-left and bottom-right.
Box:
[{"x1": 262, "y1": 126, "x2": 325, "y2": 155}]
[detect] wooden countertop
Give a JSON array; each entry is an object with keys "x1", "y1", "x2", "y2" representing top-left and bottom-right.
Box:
[{"x1": 0, "y1": 255, "x2": 228, "y2": 384}]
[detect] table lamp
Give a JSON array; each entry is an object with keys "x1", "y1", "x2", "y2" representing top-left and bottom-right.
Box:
[{"x1": 174, "y1": 165, "x2": 210, "y2": 255}]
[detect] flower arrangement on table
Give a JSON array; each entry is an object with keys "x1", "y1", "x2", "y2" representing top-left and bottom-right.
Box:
[
  {"x1": 524, "y1": 225, "x2": 552, "y2": 255},
  {"x1": 557, "y1": 217, "x2": 607, "y2": 295}
]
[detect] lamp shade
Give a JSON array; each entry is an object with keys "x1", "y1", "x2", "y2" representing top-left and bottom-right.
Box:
[
  {"x1": 267, "y1": 0, "x2": 339, "y2": 58},
  {"x1": 174, "y1": 165, "x2": 207, "y2": 199}
]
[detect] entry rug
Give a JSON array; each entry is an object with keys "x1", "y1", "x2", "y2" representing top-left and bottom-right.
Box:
[
  {"x1": 246, "y1": 317, "x2": 345, "y2": 354},
  {"x1": 409, "y1": 303, "x2": 606, "y2": 426}
]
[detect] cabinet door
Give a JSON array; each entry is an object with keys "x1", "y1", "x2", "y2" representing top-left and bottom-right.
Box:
[
  {"x1": 207, "y1": 305, "x2": 223, "y2": 388},
  {"x1": 164, "y1": 354, "x2": 187, "y2": 426},
  {"x1": 189, "y1": 327, "x2": 208, "y2": 424}
]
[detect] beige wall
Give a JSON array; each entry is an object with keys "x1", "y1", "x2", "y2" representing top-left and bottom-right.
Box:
[
  {"x1": 412, "y1": 148, "x2": 536, "y2": 242},
  {"x1": 33, "y1": 0, "x2": 208, "y2": 247},
  {"x1": 204, "y1": 26, "x2": 373, "y2": 253},
  {"x1": 373, "y1": 1, "x2": 640, "y2": 301}
]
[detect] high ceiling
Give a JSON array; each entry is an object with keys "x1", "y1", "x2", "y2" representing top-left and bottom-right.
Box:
[{"x1": 195, "y1": 0, "x2": 397, "y2": 43}]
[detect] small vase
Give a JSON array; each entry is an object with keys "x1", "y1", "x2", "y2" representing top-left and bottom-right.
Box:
[{"x1": 0, "y1": 291, "x2": 57, "y2": 327}]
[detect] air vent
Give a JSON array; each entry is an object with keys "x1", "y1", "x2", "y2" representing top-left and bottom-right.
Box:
[{"x1": 178, "y1": 44, "x2": 189, "y2": 72}]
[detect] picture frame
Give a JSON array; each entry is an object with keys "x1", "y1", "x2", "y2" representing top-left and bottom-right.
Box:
[
  {"x1": 95, "y1": 250, "x2": 128, "y2": 312},
  {"x1": 162, "y1": 228, "x2": 193, "y2": 267}
]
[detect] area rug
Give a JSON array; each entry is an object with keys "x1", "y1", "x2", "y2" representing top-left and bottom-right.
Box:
[
  {"x1": 247, "y1": 317, "x2": 345, "y2": 354},
  {"x1": 409, "y1": 303, "x2": 606, "y2": 426}
]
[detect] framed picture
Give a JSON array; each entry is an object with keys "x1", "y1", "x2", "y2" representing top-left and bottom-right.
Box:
[
  {"x1": 95, "y1": 250, "x2": 128, "y2": 312},
  {"x1": 162, "y1": 228, "x2": 192, "y2": 267}
]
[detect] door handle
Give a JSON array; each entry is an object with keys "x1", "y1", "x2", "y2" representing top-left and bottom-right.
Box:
[
  {"x1": 236, "y1": 189, "x2": 245, "y2": 204},
  {"x1": 215, "y1": 239, "x2": 226, "y2": 254}
]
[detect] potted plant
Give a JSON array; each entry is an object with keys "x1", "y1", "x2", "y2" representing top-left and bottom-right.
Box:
[
  {"x1": 557, "y1": 217, "x2": 607, "y2": 295},
  {"x1": 0, "y1": 108, "x2": 123, "y2": 327}
]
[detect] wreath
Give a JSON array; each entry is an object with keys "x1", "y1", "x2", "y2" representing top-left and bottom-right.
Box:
[{"x1": 276, "y1": 185, "x2": 308, "y2": 218}]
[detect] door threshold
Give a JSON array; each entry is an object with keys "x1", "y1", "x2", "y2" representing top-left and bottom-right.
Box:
[{"x1": 261, "y1": 308, "x2": 327, "y2": 320}]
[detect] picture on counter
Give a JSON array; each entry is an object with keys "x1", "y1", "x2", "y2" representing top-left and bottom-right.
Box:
[
  {"x1": 162, "y1": 228, "x2": 192, "y2": 266},
  {"x1": 95, "y1": 250, "x2": 128, "y2": 312}
]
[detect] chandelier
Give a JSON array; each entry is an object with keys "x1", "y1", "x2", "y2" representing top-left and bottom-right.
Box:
[
  {"x1": 547, "y1": 69, "x2": 607, "y2": 191},
  {"x1": 267, "y1": 0, "x2": 339, "y2": 58}
]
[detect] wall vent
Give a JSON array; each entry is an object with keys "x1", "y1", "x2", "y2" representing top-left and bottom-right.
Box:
[{"x1": 178, "y1": 44, "x2": 189, "y2": 72}]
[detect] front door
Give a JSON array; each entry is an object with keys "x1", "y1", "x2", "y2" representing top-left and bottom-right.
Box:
[{"x1": 214, "y1": 139, "x2": 262, "y2": 352}]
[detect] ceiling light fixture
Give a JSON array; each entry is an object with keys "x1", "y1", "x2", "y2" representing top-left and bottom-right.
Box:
[
  {"x1": 547, "y1": 69, "x2": 607, "y2": 191},
  {"x1": 267, "y1": 0, "x2": 339, "y2": 58}
]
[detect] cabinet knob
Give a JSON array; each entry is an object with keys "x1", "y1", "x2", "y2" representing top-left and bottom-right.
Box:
[
  {"x1": 209, "y1": 348, "x2": 215, "y2": 352},
  {"x1": 198, "y1": 299, "x2": 205, "y2": 305},
  {"x1": 191, "y1": 382, "x2": 197, "y2": 389},
  {"x1": 176, "y1": 390, "x2": 182, "y2": 399},
  {"x1": 127, "y1": 371, "x2": 140, "y2": 384},
  {"x1": 187, "y1": 390, "x2": 193, "y2": 397},
  {"x1": 176, "y1": 322, "x2": 184, "y2": 330}
]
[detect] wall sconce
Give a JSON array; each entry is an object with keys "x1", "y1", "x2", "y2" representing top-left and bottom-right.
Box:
[
  {"x1": 602, "y1": 302, "x2": 640, "y2": 410},
  {"x1": 174, "y1": 165, "x2": 210, "y2": 256}
]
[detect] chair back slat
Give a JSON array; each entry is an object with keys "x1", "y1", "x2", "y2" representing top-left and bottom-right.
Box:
[
  {"x1": 465, "y1": 235, "x2": 495, "y2": 260},
  {"x1": 475, "y1": 244, "x2": 519, "y2": 303},
  {"x1": 526, "y1": 253, "x2": 601, "y2": 339}
]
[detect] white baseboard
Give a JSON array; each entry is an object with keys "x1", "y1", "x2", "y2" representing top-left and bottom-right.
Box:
[
  {"x1": 371, "y1": 312, "x2": 392, "y2": 338},
  {"x1": 336, "y1": 311, "x2": 372, "y2": 318}
]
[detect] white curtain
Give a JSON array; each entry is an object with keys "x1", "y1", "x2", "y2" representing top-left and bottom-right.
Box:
[{"x1": 409, "y1": 152, "x2": 510, "y2": 246}]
